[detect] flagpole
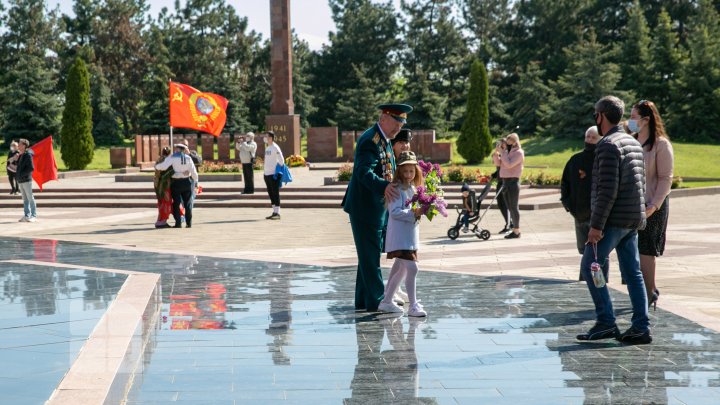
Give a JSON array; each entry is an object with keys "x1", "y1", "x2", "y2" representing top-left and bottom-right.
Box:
[{"x1": 169, "y1": 80, "x2": 173, "y2": 146}]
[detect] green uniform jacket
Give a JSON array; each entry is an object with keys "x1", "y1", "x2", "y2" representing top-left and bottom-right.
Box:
[{"x1": 343, "y1": 124, "x2": 396, "y2": 227}]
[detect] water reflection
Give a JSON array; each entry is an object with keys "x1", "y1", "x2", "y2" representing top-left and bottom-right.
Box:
[
  {"x1": 2, "y1": 237, "x2": 720, "y2": 404},
  {"x1": 266, "y1": 263, "x2": 293, "y2": 366}
]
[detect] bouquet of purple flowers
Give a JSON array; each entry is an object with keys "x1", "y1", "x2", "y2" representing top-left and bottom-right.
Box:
[{"x1": 406, "y1": 160, "x2": 448, "y2": 221}]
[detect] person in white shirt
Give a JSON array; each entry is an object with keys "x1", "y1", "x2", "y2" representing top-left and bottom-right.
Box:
[
  {"x1": 236, "y1": 132, "x2": 257, "y2": 194},
  {"x1": 155, "y1": 144, "x2": 199, "y2": 228},
  {"x1": 263, "y1": 131, "x2": 284, "y2": 220}
]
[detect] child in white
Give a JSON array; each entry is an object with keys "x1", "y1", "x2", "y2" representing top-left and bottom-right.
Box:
[{"x1": 378, "y1": 151, "x2": 427, "y2": 317}]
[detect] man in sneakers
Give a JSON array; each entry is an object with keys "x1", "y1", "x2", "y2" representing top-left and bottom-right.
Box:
[
  {"x1": 16, "y1": 139, "x2": 37, "y2": 222},
  {"x1": 263, "y1": 131, "x2": 284, "y2": 220},
  {"x1": 577, "y1": 96, "x2": 651, "y2": 345}
]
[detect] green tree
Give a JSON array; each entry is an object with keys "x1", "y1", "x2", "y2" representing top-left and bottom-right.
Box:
[
  {"x1": 509, "y1": 62, "x2": 555, "y2": 135},
  {"x1": 0, "y1": 0, "x2": 61, "y2": 145},
  {"x1": 246, "y1": 39, "x2": 271, "y2": 131},
  {"x1": 549, "y1": 31, "x2": 631, "y2": 138},
  {"x1": 620, "y1": 0, "x2": 652, "y2": 96},
  {"x1": 90, "y1": 66, "x2": 122, "y2": 144},
  {"x1": 309, "y1": 0, "x2": 399, "y2": 127},
  {"x1": 60, "y1": 58, "x2": 94, "y2": 169},
  {"x1": 461, "y1": 0, "x2": 511, "y2": 64},
  {"x1": 292, "y1": 34, "x2": 317, "y2": 131},
  {"x1": 648, "y1": 8, "x2": 682, "y2": 115},
  {"x1": 333, "y1": 65, "x2": 378, "y2": 130},
  {"x1": 670, "y1": 0, "x2": 720, "y2": 141},
  {"x1": 458, "y1": 60, "x2": 491, "y2": 164},
  {"x1": 137, "y1": 15, "x2": 173, "y2": 135},
  {"x1": 404, "y1": 67, "x2": 446, "y2": 130},
  {"x1": 1, "y1": 53, "x2": 62, "y2": 144},
  {"x1": 93, "y1": 0, "x2": 149, "y2": 138}
]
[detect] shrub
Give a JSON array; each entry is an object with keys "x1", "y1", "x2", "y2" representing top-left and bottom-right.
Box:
[
  {"x1": 671, "y1": 176, "x2": 683, "y2": 189},
  {"x1": 199, "y1": 162, "x2": 241, "y2": 173},
  {"x1": 252, "y1": 157, "x2": 264, "y2": 171},
  {"x1": 285, "y1": 154, "x2": 306, "y2": 167},
  {"x1": 523, "y1": 172, "x2": 561, "y2": 186},
  {"x1": 445, "y1": 166, "x2": 465, "y2": 182},
  {"x1": 337, "y1": 163, "x2": 353, "y2": 181}
]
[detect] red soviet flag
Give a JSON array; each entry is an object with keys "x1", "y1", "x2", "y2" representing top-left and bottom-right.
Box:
[
  {"x1": 30, "y1": 136, "x2": 59, "y2": 191},
  {"x1": 169, "y1": 82, "x2": 228, "y2": 136}
]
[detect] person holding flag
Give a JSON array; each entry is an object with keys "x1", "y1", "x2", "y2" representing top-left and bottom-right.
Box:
[
  {"x1": 155, "y1": 143, "x2": 199, "y2": 228},
  {"x1": 16, "y1": 139, "x2": 37, "y2": 222},
  {"x1": 14, "y1": 136, "x2": 59, "y2": 222}
]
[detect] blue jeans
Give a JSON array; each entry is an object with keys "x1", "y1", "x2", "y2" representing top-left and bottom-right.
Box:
[
  {"x1": 18, "y1": 181, "x2": 37, "y2": 218},
  {"x1": 461, "y1": 211, "x2": 470, "y2": 227},
  {"x1": 580, "y1": 227, "x2": 649, "y2": 331}
]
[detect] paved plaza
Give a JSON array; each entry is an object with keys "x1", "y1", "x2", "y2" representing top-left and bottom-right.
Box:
[{"x1": 1, "y1": 175, "x2": 719, "y2": 404}]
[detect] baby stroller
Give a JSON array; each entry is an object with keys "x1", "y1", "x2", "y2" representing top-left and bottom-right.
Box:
[{"x1": 447, "y1": 181, "x2": 504, "y2": 240}]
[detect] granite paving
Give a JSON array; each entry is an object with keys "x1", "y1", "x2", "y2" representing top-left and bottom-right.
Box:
[{"x1": 1, "y1": 238, "x2": 719, "y2": 404}]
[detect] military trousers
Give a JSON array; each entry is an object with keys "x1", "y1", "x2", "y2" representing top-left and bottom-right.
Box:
[{"x1": 350, "y1": 216, "x2": 385, "y2": 311}]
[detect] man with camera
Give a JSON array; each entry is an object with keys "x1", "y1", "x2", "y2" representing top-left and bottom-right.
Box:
[{"x1": 236, "y1": 132, "x2": 258, "y2": 194}]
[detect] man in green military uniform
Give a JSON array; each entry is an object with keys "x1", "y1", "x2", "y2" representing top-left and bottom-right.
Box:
[{"x1": 343, "y1": 103, "x2": 413, "y2": 312}]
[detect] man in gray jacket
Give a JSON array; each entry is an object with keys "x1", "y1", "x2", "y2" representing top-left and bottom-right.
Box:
[
  {"x1": 236, "y1": 132, "x2": 257, "y2": 194},
  {"x1": 577, "y1": 96, "x2": 651, "y2": 344}
]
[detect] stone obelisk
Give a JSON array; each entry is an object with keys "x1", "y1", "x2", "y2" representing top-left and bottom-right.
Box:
[{"x1": 266, "y1": 0, "x2": 300, "y2": 157}]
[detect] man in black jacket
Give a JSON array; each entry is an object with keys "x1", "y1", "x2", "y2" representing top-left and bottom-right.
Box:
[
  {"x1": 561, "y1": 126, "x2": 608, "y2": 281},
  {"x1": 15, "y1": 139, "x2": 38, "y2": 222},
  {"x1": 576, "y1": 96, "x2": 651, "y2": 345}
]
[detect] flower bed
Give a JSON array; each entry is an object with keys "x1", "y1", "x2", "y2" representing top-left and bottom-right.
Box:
[
  {"x1": 285, "y1": 155, "x2": 306, "y2": 167},
  {"x1": 199, "y1": 162, "x2": 241, "y2": 173}
]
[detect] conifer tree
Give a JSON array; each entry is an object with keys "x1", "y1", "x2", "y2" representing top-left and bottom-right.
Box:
[
  {"x1": 91, "y1": 66, "x2": 123, "y2": 144},
  {"x1": 670, "y1": 0, "x2": 720, "y2": 141},
  {"x1": 333, "y1": 65, "x2": 378, "y2": 131},
  {"x1": 509, "y1": 62, "x2": 554, "y2": 135},
  {"x1": 405, "y1": 68, "x2": 447, "y2": 131},
  {"x1": 648, "y1": 8, "x2": 682, "y2": 116},
  {"x1": 60, "y1": 57, "x2": 94, "y2": 170},
  {"x1": 1, "y1": 52, "x2": 62, "y2": 144},
  {"x1": 549, "y1": 31, "x2": 631, "y2": 138},
  {"x1": 458, "y1": 60, "x2": 491, "y2": 164},
  {"x1": 620, "y1": 0, "x2": 652, "y2": 96}
]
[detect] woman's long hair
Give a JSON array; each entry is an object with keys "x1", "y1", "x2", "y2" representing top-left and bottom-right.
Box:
[
  {"x1": 505, "y1": 133, "x2": 522, "y2": 149},
  {"x1": 633, "y1": 100, "x2": 669, "y2": 150}
]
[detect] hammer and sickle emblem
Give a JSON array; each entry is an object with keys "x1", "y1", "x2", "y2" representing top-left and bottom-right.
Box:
[{"x1": 172, "y1": 88, "x2": 183, "y2": 103}]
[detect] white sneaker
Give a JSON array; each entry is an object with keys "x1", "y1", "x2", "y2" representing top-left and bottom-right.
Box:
[
  {"x1": 378, "y1": 301, "x2": 404, "y2": 314},
  {"x1": 27, "y1": 217, "x2": 37, "y2": 223},
  {"x1": 396, "y1": 289, "x2": 409, "y2": 303},
  {"x1": 408, "y1": 302, "x2": 427, "y2": 317},
  {"x1": 18, "y1": 216, "x2": 29, "y2": 222},
  {"x1": 462, "y1": 226, "x2": 469, "y2": 233}
]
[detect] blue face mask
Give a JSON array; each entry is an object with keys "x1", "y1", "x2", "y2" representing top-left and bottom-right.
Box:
[{"x1": 627, "y1": 119, "x2": 640, "y2": 133}]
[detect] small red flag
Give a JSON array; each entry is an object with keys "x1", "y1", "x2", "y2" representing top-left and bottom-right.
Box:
[
  {"x1": 169, "y1": 82, "x2": 228, "y2": 136},
  {"x1": 31, "y1": 136, "x2": 59, "y2": 191}
]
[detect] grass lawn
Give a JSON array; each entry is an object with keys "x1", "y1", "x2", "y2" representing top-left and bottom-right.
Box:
[{"x1": 445, "y1": 136, "x2": 720, "y2": 188}]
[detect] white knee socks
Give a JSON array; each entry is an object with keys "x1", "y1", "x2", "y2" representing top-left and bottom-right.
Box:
[
  {"x1": 382, "y1": 260, "x2": 407, "y2": 304},
  {"x1": 403, "y1": 259, "x2": 419, "y2": 306}
]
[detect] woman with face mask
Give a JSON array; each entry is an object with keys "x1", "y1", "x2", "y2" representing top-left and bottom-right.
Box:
[
  {"x1": 492, "y1": 133, "x2": 525, "y2": 239},
  {"x1": 628, "y1": 100, "x2": 674, "y2": 310},
  {"x1": 6, "y1": 141, "x2": 20, "y2": 195}
]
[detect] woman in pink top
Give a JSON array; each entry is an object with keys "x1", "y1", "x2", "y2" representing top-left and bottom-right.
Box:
[
  {"x1": 629, "y1": 100, "x2": 674, "y2": 309},
  {"x1": 492, "y1": 133, "x2": 525, "y2": 239}
]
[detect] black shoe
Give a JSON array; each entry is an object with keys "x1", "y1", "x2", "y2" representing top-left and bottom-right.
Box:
[
  {"x1": 498, "y1": 226, "x2": 510, "y2": 234},
  {"x1": 616, "y1": 326, "x2": 652, "y2": 344},
  {"x1": 173, "y1": 223, "x2": 182, "y2": 228},
  {"x1": 576, "y1": 323, "x2": 619, "y2": 341},
  {"x1": 186, "y1": 224, "x2": 191, "y2": 228},
  {"x1": 504, "y1": 231, "x2": 521, "y2": 239},
  {"x1": 266, "y1": 213, "x2": 275, "y2": 220},
  {"x1": 270, "y1": 213, "x2": 281, "y2": 220}
]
